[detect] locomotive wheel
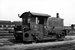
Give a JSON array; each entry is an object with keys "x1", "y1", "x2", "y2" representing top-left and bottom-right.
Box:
[
  {"x1": 13, "y1": 33, "x2": 20, "y2": 40},
  {"x1": 14, "y1": 34, "x2": 19, "y2": 40},
  {"x1": 31, "y1": 34, "x2": 38, "y2": 42},
  {"x1": 56, "y1": 34, "x2": 64, "y2": 41}
]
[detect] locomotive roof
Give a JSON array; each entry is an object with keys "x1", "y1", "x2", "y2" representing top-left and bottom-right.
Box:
[
  {"x1": 30, "y1": 12, "x2": 50, "y2": 17},
  {"x1": 20, "y1": 12, "x2": 50, "y2": 18}
]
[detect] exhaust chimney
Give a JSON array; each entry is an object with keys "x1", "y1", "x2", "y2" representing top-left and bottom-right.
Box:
[{"x1": 56, "y1": 13, "x2": 59, "y2": 18}]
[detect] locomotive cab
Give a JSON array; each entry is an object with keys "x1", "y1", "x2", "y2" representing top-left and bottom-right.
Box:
[{"x1": 19, "y1": 12, "x2": 50, "y2": 42}]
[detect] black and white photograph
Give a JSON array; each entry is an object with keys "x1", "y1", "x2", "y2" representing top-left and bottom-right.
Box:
[{"x1": 0, "y1": 0, "x2": 75, "y2": 50}]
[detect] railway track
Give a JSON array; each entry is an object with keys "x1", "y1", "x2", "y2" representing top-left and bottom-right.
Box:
[
  {"x1": 0, "y1": 36, "x2": 74, "y2": 50},
  {"x1": 0, "y1": 37, "x2": 75, "y2": 50},
  {"x1": 0, "y1": 31, "x2": 75, "y2": 50}
]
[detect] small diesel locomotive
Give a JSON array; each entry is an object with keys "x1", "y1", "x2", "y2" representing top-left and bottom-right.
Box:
[{"x1": 13, "y1": 11, "x2": 67, "y2": 42}]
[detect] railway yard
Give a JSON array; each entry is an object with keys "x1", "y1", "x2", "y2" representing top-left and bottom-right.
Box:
[
  {"x1": 0, "y1": 12, "x2": 75, "y2": 50},
  {"x1": 0, "y1": 30, "x2": 75, "y2": 50}
]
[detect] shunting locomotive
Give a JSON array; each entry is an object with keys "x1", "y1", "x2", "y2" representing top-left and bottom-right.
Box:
[{"x1": 13, "y1": 11, "x2": 67, "y2": 42}]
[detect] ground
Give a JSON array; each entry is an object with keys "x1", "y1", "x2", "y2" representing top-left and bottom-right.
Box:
[{"x1": 0, "y1": 36, "x2": 75, "y2": 50}]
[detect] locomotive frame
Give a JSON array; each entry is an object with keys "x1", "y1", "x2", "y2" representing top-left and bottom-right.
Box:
[{"x1": 13, "y1": 11, "x2": 67, "y2": 42}]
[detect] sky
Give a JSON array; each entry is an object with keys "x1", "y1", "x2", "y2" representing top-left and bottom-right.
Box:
[{"x1": 0, "y1": 0, "x2": 75, "y2": 26}]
